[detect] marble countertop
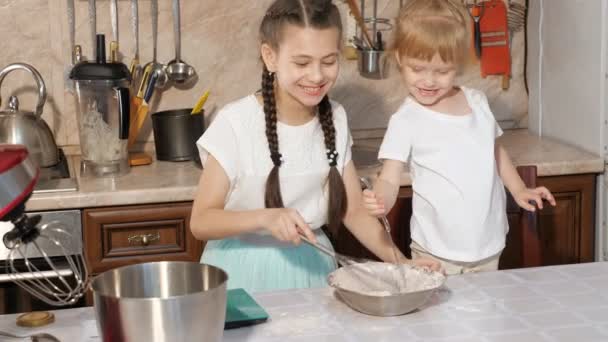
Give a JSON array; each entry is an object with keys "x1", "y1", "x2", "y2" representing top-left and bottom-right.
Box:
[
  {"x1": 1, "y1": 262, "x2": 607, "y2": 341},
  {"x1": 26, "y1": 129, "x2": 605, "y2": 211},
  {"x1": 356, "y1": 128, "x2": 606, "y2": 187}
]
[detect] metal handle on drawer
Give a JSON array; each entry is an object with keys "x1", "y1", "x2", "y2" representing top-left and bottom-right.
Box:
[
  {"x1": 0, "y1": 268, "x2": 74, "y2": 283},
  {"x1": 128, "y1": 232, "x2": 160, "y2": 246}
]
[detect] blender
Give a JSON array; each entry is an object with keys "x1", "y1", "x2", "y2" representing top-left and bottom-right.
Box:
[{"x1": 70, "y1": 34, "x2": 131, "y2": 177}]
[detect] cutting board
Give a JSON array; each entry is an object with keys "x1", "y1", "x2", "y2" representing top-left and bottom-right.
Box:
[{"x1": 224, "y1": 288, "x2": 269, "y2": 329}]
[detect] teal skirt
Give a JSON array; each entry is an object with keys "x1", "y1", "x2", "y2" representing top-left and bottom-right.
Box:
[{"x1": 200, "y1": 230, "x2": 337, "y2": 294}]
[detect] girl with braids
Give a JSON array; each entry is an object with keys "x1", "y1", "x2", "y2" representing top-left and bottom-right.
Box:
[
  {"x1": 190, "y1": 0, "x2": 440, "y2": 293},
  {"x1": 363, "y1": 0, "x2": 555, "y2": 275}
]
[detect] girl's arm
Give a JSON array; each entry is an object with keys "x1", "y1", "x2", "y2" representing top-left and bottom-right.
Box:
[
  {"x1": 189, "y1": 155, "x2": 317, "y2": 243},
  {"x1": 342, "y1": 162, "x2": 440, "y2": 270},
  {"x1": 495, "y1": 142, "x2": 556, "y2": 211}
]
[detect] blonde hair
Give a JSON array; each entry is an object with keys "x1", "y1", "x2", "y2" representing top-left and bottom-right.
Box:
[{"x1": 392, "y1": 0, "x2": 468, "y2": 66}]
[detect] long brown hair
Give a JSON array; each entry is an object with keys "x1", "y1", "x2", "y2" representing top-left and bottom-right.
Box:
[{"x1": 259, "y1": 0, "x2": 347, "y2": 235}]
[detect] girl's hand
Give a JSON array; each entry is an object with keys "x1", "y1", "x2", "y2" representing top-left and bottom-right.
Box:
[
  {"x1": 407, "y1": 257, "x2": 443, "y2": 273},
  {"x1": 514, "y1": 186, "x2": 557, "y2": 212},
  {"x1": 362, "y1": 189, "x2": 386, "y2": 216},
  {"x1": 262, "y1": 208, "x2": 317, "y2": 245}
]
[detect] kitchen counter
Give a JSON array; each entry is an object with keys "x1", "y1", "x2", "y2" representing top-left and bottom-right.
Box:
[
  {"x1": 356, "y1": 128, "x2": 606, "y2": 187},
  {"x1": 1, "y1": 262, "x2": 607, "y2": 341},
  {"x1": 27, "y1": 129, "x2": 604, "y2": 211}
]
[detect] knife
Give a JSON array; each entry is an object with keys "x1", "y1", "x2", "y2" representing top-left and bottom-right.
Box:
[
  {"x1": 128, "y1": 69, "x2": 157, "y2": 148},
  {"x1": 128, "y1": 64, "x2": 152, "y2": 148}
]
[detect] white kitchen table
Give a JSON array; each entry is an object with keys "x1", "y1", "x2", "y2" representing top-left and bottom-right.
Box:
[{"x1": 0, "y1": 262, "x2": 607, "y2": 341}]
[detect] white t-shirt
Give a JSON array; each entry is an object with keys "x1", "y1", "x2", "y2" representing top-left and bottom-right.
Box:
[
  {"x1": 379, "y1": 87, "x2": 508, "y2": 262},
  {"x1": 197, "y1": 94, "x2": 353, "y2": 235}
]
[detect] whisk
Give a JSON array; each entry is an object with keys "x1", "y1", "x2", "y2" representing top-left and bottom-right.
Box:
[
  {"x1": 3, "y1": 215, "x2": 89, "y2": 306},
  {"x1": 299, "y1": 233, "x2": 372, "y2": 267},
  {"x1": 1, "y1": 145, "x2": 89, "y2": 307}
]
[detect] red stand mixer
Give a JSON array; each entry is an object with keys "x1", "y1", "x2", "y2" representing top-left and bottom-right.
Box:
[{"x1": 0, "y1": 144, "x2": 88, "y2": 308}]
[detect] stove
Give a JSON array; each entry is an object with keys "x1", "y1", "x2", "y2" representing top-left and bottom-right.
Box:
[{"x1": 33, "y1": 149, "x2": 78, "y2": 194}]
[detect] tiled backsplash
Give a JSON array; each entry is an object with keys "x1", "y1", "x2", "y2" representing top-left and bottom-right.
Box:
[{"x1": 0, "y1": 0, "x2": 528, "y2": 149}]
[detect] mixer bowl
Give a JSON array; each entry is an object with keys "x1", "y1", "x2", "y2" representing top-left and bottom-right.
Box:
[
  {"x1": 91, "y1": 261, "x2": 228, "y2": 342},
  {"x1": 328, "y1": 262, "x2": 445, "y2": 316}
]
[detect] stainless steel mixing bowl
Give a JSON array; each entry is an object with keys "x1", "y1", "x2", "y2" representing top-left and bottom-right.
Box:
[
  {"x1": 328, "y1": 262, "x2": 445, "y2": 316},
  {"x1": 92, "y1": 261, "x2": 228, "y2": 342}
]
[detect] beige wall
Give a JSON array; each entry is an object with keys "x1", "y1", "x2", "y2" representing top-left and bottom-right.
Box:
[{"x1": 0, "y1": 0, "x2": 528, "y2": 151}]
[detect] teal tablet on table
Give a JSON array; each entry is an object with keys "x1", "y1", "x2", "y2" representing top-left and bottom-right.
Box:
[{"x1": 225, "y1": 288, "x2": 269, "y2": 329}]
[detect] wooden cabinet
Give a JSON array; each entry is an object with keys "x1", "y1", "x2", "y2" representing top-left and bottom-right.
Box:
[
  {"x1": 83, "y1": 202, "x2": 204, "y2": 274},
  {"x1": 500, "y1": 173, "x2": 596, "y2": 268},
  {"x1": 334, "y1": 173, "x2": 597, "y2": 269},
  {"x1": 81, "y1": 202, "x2": 203, "y2": 306}
]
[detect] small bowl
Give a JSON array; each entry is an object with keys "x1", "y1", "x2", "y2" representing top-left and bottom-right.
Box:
[{"x1": 327, "y1": 262, "x2": 445, "y2": 316}]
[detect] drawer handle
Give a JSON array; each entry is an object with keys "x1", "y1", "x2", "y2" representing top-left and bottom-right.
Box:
[{"x1": 128, "y1": 233, "x2": 160, "y2": 246}]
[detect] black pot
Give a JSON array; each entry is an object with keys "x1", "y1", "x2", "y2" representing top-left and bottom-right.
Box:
[{"x1": 151, "y1": 108, "x2": 205, "y2": 164}]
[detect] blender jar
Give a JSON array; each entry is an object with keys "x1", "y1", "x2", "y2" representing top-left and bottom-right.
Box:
[{"x1": 70, "y1": 34, "x2": 131, "y2": 177}]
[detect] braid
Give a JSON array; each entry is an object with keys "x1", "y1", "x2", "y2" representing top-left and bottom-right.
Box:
[
  {"x1": 259, "y1": 0, "x2": 345, "y2": 224},
  {"x1": 262, "y1": 66, "x2": 285, "y2": 208},
  {"x1": 318, "y1": 95, "x2": 347, "y2": 236}
]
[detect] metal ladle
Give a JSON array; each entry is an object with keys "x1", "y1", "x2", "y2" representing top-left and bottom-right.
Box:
[
  {"x1": 165, "y1": 0, "x2": 196, "y2": 84},
  {"x1": 144, "y1": 0, "x2": 168, "y2": 89}
]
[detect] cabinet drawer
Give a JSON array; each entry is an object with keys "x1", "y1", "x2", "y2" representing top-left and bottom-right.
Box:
[
  {"x1": 103, "y1": 220, "x2": 185, "y2": 258},
  {"x1": 83, "y1": 202, "x2": 203, "y2": 274}
]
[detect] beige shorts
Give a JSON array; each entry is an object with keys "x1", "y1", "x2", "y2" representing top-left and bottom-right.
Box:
[{"x1": 410, "y1": 241, "x2": 502, "y2": 276}]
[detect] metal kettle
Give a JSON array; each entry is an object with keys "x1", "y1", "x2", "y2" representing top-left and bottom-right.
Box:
[{"x1": 0, "y1": 63, "x2": 59, "y2": 167}]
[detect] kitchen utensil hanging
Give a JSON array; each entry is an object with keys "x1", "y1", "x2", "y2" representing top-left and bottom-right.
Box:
[
  {"x1": 478, "y1": 0, "x2": 511, "y2": 90},
  {"x1": 465, "y1": 0, "x2": 485, "y2": 59},
  {"x1": 88, "y1": 0, "x2": 96, "y2": 59},
  {"x1": 166, "y1": 0, "x2": 197, "y2": 85},
  {"x1": 129, "y1": 0, "x2": 143, "y2": 92},
  {"x1": 360, "y1": 0, "x2": 392, "y2": 50},
  {"x1": 65, "y1": 0, "x2": 80, "y2": 93},
  {"x1": 109, "y1": 0, "x2": 120, "y2": 63},
  {"x1": 144, "y1": 0, "x2": 168, "y2": 90},
  {"x1": 344, "y1": 0, "x2": 374, "y2": 48}
]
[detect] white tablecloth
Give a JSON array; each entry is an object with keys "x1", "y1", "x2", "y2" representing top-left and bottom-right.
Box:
[{"x1": 1, "y1": 262, "x2": 607, "y2": 341}]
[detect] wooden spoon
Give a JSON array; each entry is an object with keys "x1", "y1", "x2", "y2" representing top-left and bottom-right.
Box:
[{"x1": 344, "y1": 0, "x2": 375, "y2": 49}]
